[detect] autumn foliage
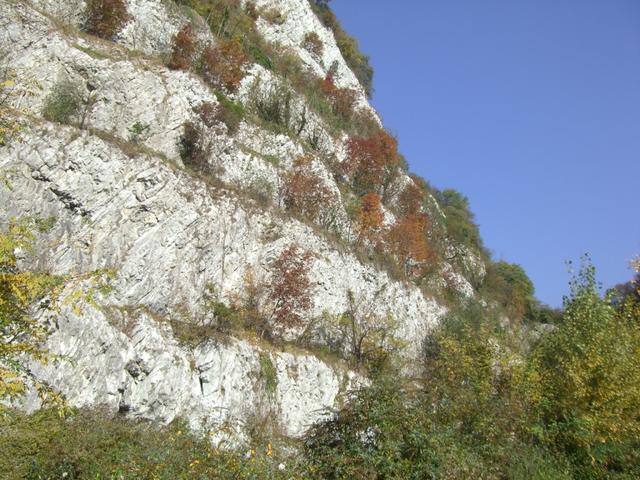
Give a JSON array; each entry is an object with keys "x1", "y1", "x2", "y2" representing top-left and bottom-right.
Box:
[
  {"x1": 385, "y1": 213, "x2": 434, "y2": 277},
  {"x1": 282, "y1": 156, "x2": 333, "y2": 223},
  {"x1": 319, "y1": 74, "x2": 357, "y2": 124},
  {"x1": 345, "y1": 130, "x2": 400, "y2": 194},
  {"x1": 168, "y1": 25, "x2": 196, "y2": 71},
  {"x1": 397, "y1": 180, "x2": 424, "y2": 216},
  {"x1": 355, "y1": 192, "x2": 384, "y2": 244},
  {"x1": 268, "y1": 245, "x2": 313, "y2": 335},
  {"x1": 85, "y1": 0, "x2": 129, "y2": 40},
  {"x1": 199, "y1": 39, "x2": 248, "y2": 92}
]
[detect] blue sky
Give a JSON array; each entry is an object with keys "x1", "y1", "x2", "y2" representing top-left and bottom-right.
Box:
[{"x1": 331, "y1": 0, "x2": 640, "y2": 307}]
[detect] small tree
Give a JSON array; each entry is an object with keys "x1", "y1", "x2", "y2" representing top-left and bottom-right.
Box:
[
  {"x1": 178, "y1": 121, "x2": 211, "y2": 171},
  {"x1": 328, "y1": 289, "x2": 402, "y2": 369},
  {"x1": 355, "y1": 192, "x2": 383, "y2": 245},
  {"x1": 42, "y1": 79, "x2": 84, "y2": 125},
  {"x1": 345, "y1": 130, "x2": 400, "y2": 195},
  {"x1": 385, "y1": 213, "x2": 434, "y2": 277},
  {"x1": 85, "y1": 0, "x2": 130, "y2": 40},
  {"x1": 199, "y1": 38, "x2": 247, "y2": 92},
  {"x1": 267, "y1": 245, "x2": 313, "y2": 337},
  {"x1": 282, "y1": 155, "x2": 333, "y2": 223},
  {"x1": 168, "y1": 25, "x2": 196, "y2": 71},
  {"x1": 302, "y1": 32, "x2": 324, "y2": 58},
  {"x1": 531, "y1": 259, "x2": 640, "y2": 466}
]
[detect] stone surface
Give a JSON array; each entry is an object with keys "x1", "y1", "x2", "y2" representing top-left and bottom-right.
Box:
[{"x1": 0, "y1": 0, "x2": 483, "y2": 442}]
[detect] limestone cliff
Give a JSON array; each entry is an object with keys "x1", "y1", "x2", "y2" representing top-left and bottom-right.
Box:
[{"x1": 0, "y1": 0, "x2": 485, "y2": 442}]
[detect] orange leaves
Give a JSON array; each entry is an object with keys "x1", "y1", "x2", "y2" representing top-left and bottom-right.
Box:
[
  {"x1": 385, "y1": 213, "x2": 435, "y2": 277},
  {"x1": 356, "y1": 192, "x2": 383, "y2": 244},
  {"x1": 168, "y1": 25, "x2": 196, "y2": 71},
  {"x1": 199, "y1": 38, "x2": 247, "y2": 92},
  {"x1": 268, "y1": 245, "x2": 313, "y2": 333},
  {"x1": 345, "y1": 130, "x2": 400, "y2": 194}
]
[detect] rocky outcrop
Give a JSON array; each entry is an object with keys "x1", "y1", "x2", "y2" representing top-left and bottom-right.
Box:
[{"x1": 0, "y1": 0, "x2": 482, "y2": 442}]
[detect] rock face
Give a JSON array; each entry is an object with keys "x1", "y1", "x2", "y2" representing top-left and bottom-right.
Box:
[{"x1": 0, "y1": 0, "x2": 483, "y2": 441}]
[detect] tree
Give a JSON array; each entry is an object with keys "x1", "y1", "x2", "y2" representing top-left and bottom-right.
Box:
[
  {"x1": 355, "y1": 192, "x2": 383, "y2": 245},
  {"x1": 482, "y1": 261, "x2": 535, "y2": 320},
  {"x1": 396, "y1": 180, "x2": 424, "y2": 216},
  {"x1": 385, "y1": 213, "x2": 434, "y2": 277},
  {"x1": 282, "y1": 156, "x2": 333, "y2": 223},
  {"x1": 267, "y1": 245, "x2": 313, "y2": 337},
  {"x1": 0, "y1": 218, "x2": 63, "y2": 407},
  {"x1": 531, "y1": 259, "x2": 640, "y2": 467},
  {"x1": 85, "y1": 0, "x2": 130, "y2": 40},
  {"x1": 328, "y1": 289, "x2": 402, "y2": 369},
  {"x1": 168, "y1": 25, "x2": 196, "y2": 71},
  {"x1": 345, "y1": 130, "x2": 400, "y2": 195},
  {"x1": 199, "y1": 38, "x2": 247, "y2": 92}
]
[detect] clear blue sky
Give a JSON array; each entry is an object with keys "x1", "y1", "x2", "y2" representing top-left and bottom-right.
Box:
[{"x1": 331, "y1": 0, "x2": 640, "y2": 307}]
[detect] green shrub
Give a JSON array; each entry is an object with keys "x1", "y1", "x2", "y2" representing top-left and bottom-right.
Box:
[
  {"x1": 259, "y1": 353, "x2": 278, "y2": 395},
  {"x1": 252, "y1": 84, "x2": 293, "y2": 132},
  {"x1": 178, "y1": 121, "x2": 211, "y2": 171},
  {"x1": 42, "y1": 79, "x2": 83, "y2": 125},
  {"x1": 309, "y1": 1, "x2": 374, "y2": 97},
  {"x1": 0, "y1": 409, "x2": 290, "y2": 479}
]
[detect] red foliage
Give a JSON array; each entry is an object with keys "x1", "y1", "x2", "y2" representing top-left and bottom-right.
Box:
[
  {"x1": 168, "y1": 25, "x2": 196, "y2": 71},
  {"x1": 385, "y1": 213, "x2": 434, "y2": 277},
  {"x1": 282, "y1": 155, "x2": 333, "y2": 222},
  {"x1": 319, "y1": 74, "x2": 357, "y2": 123},
  {"x1": 199, "y1": 39, "x2": 247, "y2": 92},
  {"x1": 85, "y1": 0, "x2": 129, "y2": 40},
  {"x1": 345, "y1": 129, "x2": 400, "y2": 193},
  {"x1": 356, "y1": 192, "x2": 384, "y2": 244},
  {"x1": 268, "y1": 245, "x2": 313, "y2": 334}
]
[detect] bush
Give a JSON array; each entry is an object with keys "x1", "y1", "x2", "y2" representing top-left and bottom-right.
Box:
[
  {"x1": 42, "y1": 79, "x2": 84, "y2": 125},
  {"x1": 267, "y1": 245, "x2": 313, "y2": 337},
  {"x1": 252, "y1": 83, "x2": 293, "y2": 131},
  {"x1": 345, "y1": 130, "x2": 400, "y2": 195},
  {"x1": 199, "y1": 38, "x2": 247, "y2": 92},
  {"x1": 354, "y1": 192, "x2": 383, "y2": 244},
  {"x1": 0, "y1": 409, "x2": 291, "y2": 479},
  {"x1": 384, "y1": 212, "x2": 435, "y2": 277},
  {"x1": 282, "y1": 155, "x2": 333, "y2": 223},
  {"x1": 319, "y1": 74, "x2": 357, "y2": 125},
  {"x1": 302, "y1": 31, "x2": 324, "y2": 58},
  {"x1": 481, "y1": 260, "x2": 535, "y2": 320},
  {"x1": 84, "y1": 0, "x2": 129, "y2": 40},
  {"x1": 167, "y1": 24, "x2": 196, "y2": 71},
  {"x1": 309, "y1": 1, "x2": 374, "y2": 97},
  {"x1": 178, "y1": 121, "x2": 211, "y2": 171},
  {"x1": 195, "y1": 93, "x2": 244, "y2": 136}
]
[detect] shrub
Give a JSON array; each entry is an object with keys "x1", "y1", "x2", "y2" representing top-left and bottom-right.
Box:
[
  {"x1": 252, "y1": 83, "x2": 293, "y2": 131},
  {"x1": 195, "y1": 94, "x2": 244, "y2": 136},
  {"x1": 481, "y1": 261, "x2": 535, "y2": 320},
  {"x1": 319, "y1": 74, "x2": 357, "y2": 125},
  {"x1": 302, "y1": 31, "x2": 323, "y2": 58},
  {"x1": 199, "y1": 38, "x2": 247, "y2": 92},
  {"x1": 167, "y1": 24, "x2": 196, "y2": 71},
  {"x1": 345, "y1": 130, "x2": 400, "y2": 194},
  {"x1": 530, "y1": 259, "x2": 640, "y2": 474},
  {"x1": 0, "y1": 65, "x2": 20, "y2": 145},
  {"x1": 309, "y1": 1, "x2": 374, "y2": 97},
  {"x1": 327, "y1": 289, "x2": 402, "y2": 369},
  {"x1": 84, "y1": 0, "x2": 129, "y2": 40},
  {"x1": 355, "y1": 192, "x2": 383, "y2": 245},
  {"x1": 396, "y1": 180, "x2": 425, "y2": 216},
  {"x1": 385, "y1": 213, "x2": 435, "y2": 277},
  {"x1": 178, "y1": 121, "x2": 211, "y2": 171},
  {"x1": 282, "y1": 155, "x2": 333, "y2": 223},
  {"x1": 435, "y1": 188, "x2": 484, "y2": 253},
  {"x1": 42, "y1": 79, "x2": 84, "y2": 125},
  {"x1": 267, "y1": 245, "x2": 313, "y2": 336}
]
